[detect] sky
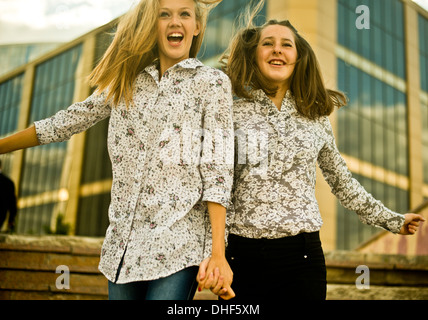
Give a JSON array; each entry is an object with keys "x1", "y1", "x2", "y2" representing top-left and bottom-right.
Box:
[
  {"x1": 0, "y1": 0, "x2": 428, "y2": 45},
  {"x1": 0, "y1": 0, "x2": 136, "y2": 44},
  {"x1": 414, "y1": 0, "x2": 428, "y2": 10}
]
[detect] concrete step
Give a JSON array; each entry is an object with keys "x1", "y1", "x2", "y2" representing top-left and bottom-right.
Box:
[
  {"x1": 0, "y1": 235, "x2": 107, "y2": 300},
  {"x1": 1, "y1": 235, "x2": 427, "y2": 300},
  {"x1": 327, "y1": 284, "x2": 428, "y2": 300}
]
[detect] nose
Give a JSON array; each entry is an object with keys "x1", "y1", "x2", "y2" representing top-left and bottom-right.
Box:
[
  {"x1": 273, "y1": 44, "x2": 282, "y2": 54},
  {"x1": 169, "y1": 14, "x2": 182, "y2": 27}
]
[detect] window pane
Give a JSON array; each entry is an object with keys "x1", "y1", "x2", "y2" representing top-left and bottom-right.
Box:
[
  {"x1": 337, "y1": 58, "x2": 409, "y2": 249},
  {"x1": 19, "y1": 44, "x2": 83, "y2": 235},
  {"x1": 0, "y1": 74, "x2": 23, "y2": 137},
  {"x1": 199, "y1": 0, "x2": 266, "y2": 61},
  {"x1": 337, "y1": 0, "x2": 406, "y2": 78}
]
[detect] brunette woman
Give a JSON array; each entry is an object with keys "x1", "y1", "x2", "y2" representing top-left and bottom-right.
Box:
[{"x1": 198, "y1": 3, "x2": 425, "y2": 300}]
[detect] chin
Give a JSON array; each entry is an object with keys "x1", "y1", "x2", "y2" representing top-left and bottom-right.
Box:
[
  {"x1": 267, "y1": 77, "x2": 289, "y2": 85},
  {"x1": 166, "y1": 49, "x2": 191, "y2": 60}
]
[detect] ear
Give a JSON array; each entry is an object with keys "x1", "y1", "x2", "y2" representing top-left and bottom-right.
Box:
[{"x1": 194, "y1": 21, "x2": 201, "y2": 37}]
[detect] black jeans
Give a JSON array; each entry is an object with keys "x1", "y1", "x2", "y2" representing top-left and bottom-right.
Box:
[{"x1": 226, "y1": 232, "x2": 327, "y2": 300}]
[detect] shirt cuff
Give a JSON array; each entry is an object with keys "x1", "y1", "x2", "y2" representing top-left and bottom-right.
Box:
[
  {"x1": 380, "y1": 211, "x2": 406, "y2": 234},
  {"x1": 201, "y1": 188, "x2": 231, "y2": 209},
  {"x1": 34, "y1": 118, "x2": 56, "y2": 145}
]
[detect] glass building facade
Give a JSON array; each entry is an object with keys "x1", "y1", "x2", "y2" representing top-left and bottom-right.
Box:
[
  {"x1": 338, "y1": 0, "x2": 406, "y2": 79},
  {"x1": 0, "y1": 43, "x2": 61, "y2": 78},
  {"x1": 0, "y1": 73, "x2": 23, "y2": 173},
  {"x1": 18, "y1": 45, "x2": 82, "y2": 234},
  {"x1": 75, "y1": 31, "x2": 114, "y2": 237},
  {"x1": 336, "y1": 0, "x2": 409, "y2": 249},
  {"x1": 201, "y1": 0, "x2": 266, "y2": 60},
  {"x1": 420, "y1": 14, "x2": 428, "y2": 188},
  {"x1": 0, "y1": 75, "x2": 22, "y2": 137}
]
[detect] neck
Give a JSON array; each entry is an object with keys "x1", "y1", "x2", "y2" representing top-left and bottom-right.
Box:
[
  {"x1": 159, "y1": 63, "x2": 169, "y2": 81},
  {"x1": 269, "y1": 85, "x2": 288, "y2": 111},
  {"x1": 158, "y1": 56, "x2": 190, "y2": 81}
]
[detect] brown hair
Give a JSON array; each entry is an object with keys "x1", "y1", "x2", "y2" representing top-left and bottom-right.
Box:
[
  {"x1": 89, "y1": 0, "x2": 222, "y2": 107},
  {"x1": 221, "y1": 7, "x2": 347, "y2": 119}
]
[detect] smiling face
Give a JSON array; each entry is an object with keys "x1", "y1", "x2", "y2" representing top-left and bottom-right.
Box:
[
  {"x1": 157, "y1": 0, "x2": 201, "y2": 74},
  {"x1": 256, "y1": 24, "x2": 298, "y2": 93}
]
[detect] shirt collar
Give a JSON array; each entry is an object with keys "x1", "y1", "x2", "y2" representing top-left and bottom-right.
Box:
[
  {"x1": 144, "y1": 58, "x2": 204, "y2": 81},
  {"x1": 251, "y1": 89, "x2": 297, "y2": 117}
]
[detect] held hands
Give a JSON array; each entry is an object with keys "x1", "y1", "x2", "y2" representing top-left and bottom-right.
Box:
[
  {"x1": 197, "y1": 256, "x2": 235, "y2": 300},
  {"x1": 399, "y1": 213, "x2": 426, "y2": 235}
]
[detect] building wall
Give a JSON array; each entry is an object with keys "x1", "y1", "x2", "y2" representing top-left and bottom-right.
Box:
[
  {"x1": 0, "y1": 0, "x2": 427, "y2": 253},
  {"x1": 336, "y1": 0, "x2": 411, "y2": 250},
  {"x1": 420, "y1": 12, "x2": 428, "y2": 197},
  {"x1": 0, "y1": 23, "x2": 110, "y2": 235},
  {"x1": 0, "y1": 43, "x2": 62, "y2": 78}
]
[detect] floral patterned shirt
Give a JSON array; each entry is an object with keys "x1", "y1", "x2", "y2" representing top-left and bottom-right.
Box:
[
  {"x1": 230, "y1": 89, "x2": 405, "y2": 239},
  {"x1": 34, "y1": 58, "x2": 234, "y2": 283}
]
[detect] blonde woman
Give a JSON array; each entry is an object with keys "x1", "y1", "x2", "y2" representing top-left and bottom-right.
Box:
[
  {"x1": 0, "y1": 0, "x2": 235, "y2": 300},
  {"x1": 199, "y1": 2, "x2": 425, "y2": 300}
]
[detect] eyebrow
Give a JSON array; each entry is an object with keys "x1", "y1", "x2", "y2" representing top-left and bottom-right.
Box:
[
  {"x1": 159, "y1": 7, "x2": 193, "y2": 11},
  {"x1": 261, "y1": 36, "x2": 294, "y2": 43}
]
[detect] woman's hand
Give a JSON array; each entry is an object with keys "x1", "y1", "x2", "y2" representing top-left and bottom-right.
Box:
[
  {"x1": 197, "y1": 256, "x2": 235, "y2": 300},
  {"x1": 399, "y1": 213, "x2": 425, "y2": 235},
  {"x1": 200, "y1": 202, "x2": 235, "y2": 299}
]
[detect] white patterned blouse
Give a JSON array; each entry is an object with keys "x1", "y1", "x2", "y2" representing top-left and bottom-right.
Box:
[
  {"x1": 34, "y1": 58, "x2": 234, "y2": 283},
  {"x1": 230, "y1": 89, "x2": 405, "y2": 239}
]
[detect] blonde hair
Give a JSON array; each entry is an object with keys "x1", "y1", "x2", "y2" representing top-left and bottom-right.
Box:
[
  {"x1": 221, "y1": 0, "x2": 348, "y2": 119},
  {"x1": 89, "y1": 0, "x2": 222, "y2": 107}
]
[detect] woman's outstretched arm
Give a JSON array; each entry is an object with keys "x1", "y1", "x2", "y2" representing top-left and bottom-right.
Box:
[{"x1": 0, "y1": 126, "x2": 40, "y2": 154}]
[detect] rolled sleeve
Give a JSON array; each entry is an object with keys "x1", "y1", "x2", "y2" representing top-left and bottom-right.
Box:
[{"x1": 199, "y1": 73, "x2": 234, "y2": 209}]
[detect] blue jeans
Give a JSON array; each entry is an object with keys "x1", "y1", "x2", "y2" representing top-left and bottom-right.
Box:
[{"x1": 108, "y1": 266, "x2": 199, "y2": 300}]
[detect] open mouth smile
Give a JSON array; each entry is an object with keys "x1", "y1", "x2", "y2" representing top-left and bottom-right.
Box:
[
  {"x1": 269, "y1": 59, "x2": 286, "y2": 66},
  {"x1": 167, "y1": 32, "x2": 184, "y2": 44}
]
